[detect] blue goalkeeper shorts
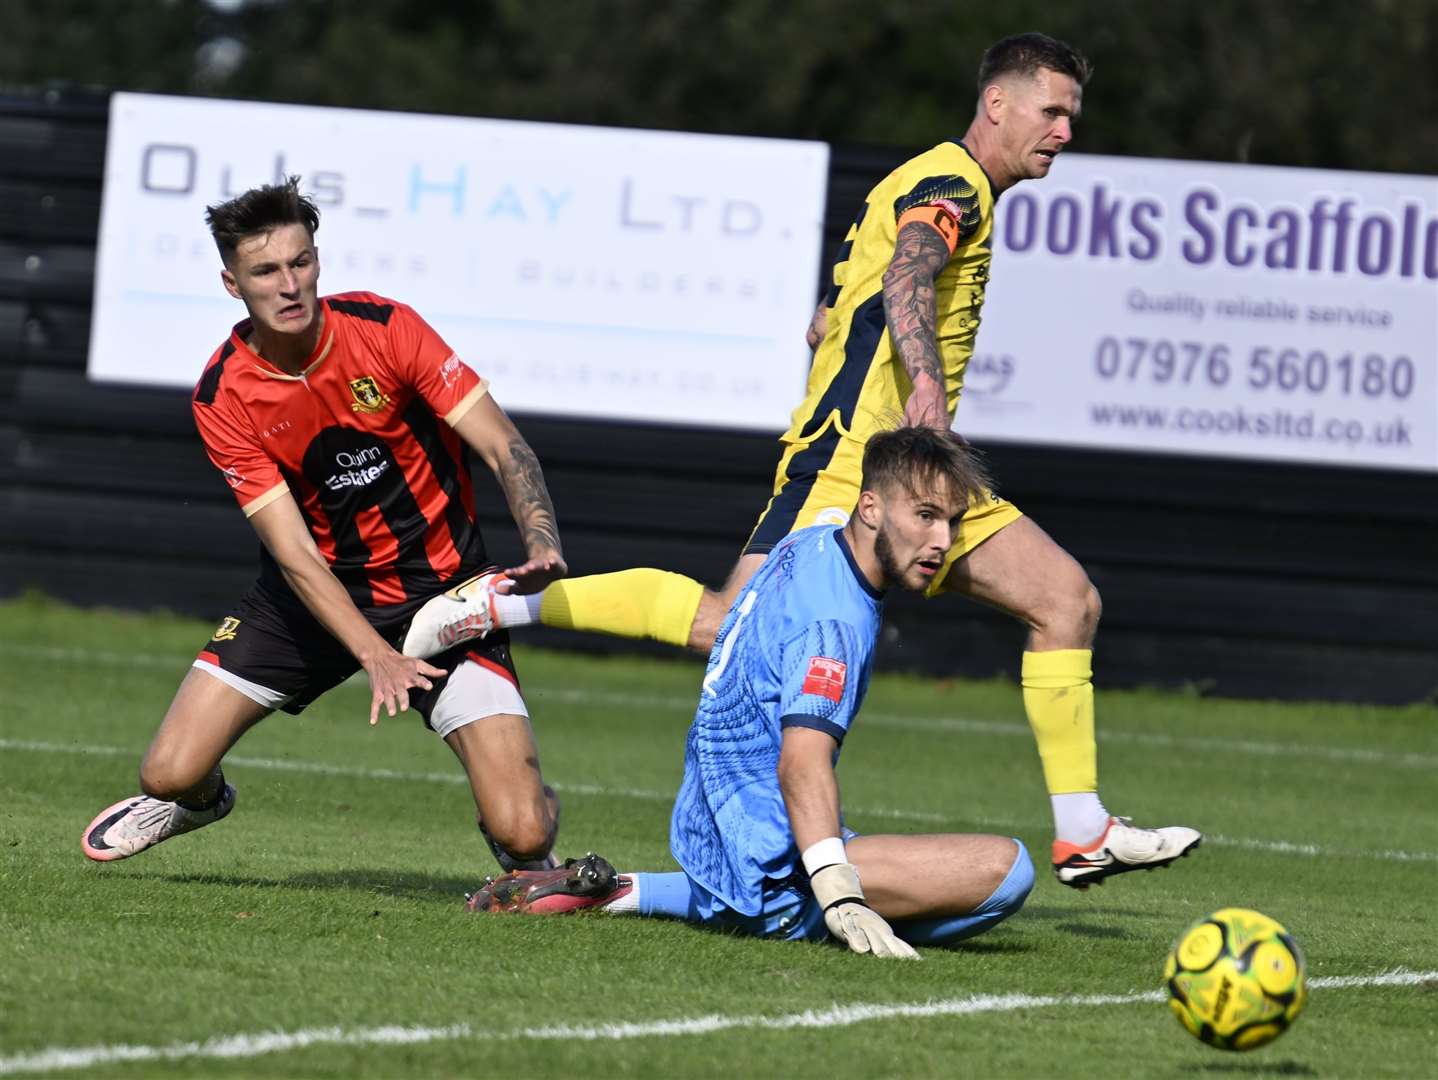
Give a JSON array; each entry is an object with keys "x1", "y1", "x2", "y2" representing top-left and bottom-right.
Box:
[{"x1": 654, "y1": 832, "x2": 1033, "y2": 945}]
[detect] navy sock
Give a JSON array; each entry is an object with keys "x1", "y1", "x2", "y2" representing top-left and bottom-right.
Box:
[{"x1": 176, "y1": 772, "x2": 225, "y2": 813}]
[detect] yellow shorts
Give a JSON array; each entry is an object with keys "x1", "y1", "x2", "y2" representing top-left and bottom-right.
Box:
[{"x1": 743, "y1": 426, "x2": 1023, "y2": 597}]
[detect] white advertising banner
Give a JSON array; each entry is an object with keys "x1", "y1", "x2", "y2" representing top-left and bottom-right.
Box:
[
  {"x1": 968, "y1": 153, "x2": 1438, "y2": 470},
  {"x1": 89, "y1": 93, "x2": 830, "y2": 431}
]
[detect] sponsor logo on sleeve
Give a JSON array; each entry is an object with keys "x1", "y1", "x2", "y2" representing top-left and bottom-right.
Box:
[
  {"x1": 931, "y1": 197, "x2": 963, "y2": 220},
  {"x1": 802, "y1": 656, "x2": 847, "y2": 702},
  {"x1": 220, "y1": 466, "x2": 245, "y2": 489},
  {"x1": 439, "y1": 354, "x2": 465, "y2": 389}
]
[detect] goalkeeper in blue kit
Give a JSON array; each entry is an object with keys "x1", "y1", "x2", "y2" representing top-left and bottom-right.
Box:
[{"x1": 467, "y1": 428, "x2": 1034, "y2": 956}]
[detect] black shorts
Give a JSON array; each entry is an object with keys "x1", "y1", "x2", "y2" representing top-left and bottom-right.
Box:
[{"x1": 196, "y1": 579, "x2": 518, "y2": 726}]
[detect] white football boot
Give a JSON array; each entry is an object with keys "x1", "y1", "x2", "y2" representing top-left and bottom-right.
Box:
[
  {"x1": 401, "y1": 571, "x2": 508, "y2": 658},
  {"x1": 82, "y1": 785, "x2": 236, "y2": 862},
  {"x1": 1052, "y1": 816, "x2": 1201, "y2": 889}
]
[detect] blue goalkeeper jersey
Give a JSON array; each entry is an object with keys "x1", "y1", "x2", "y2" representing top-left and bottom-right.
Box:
[{"x1": 670, "y1": 525, "x2": 884, "y2": 916}]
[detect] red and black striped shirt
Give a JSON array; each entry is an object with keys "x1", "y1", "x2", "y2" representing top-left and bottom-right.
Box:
[{"x1": 193, "y1": 292, "x2": 491, "y2": 615}]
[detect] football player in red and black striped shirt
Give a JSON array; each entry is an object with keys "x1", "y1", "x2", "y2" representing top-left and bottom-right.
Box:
[{"x1": 82, "y1": 178, "x2": 575, "y2": 875}]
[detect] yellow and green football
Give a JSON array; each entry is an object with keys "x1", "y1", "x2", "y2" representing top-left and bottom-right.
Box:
[{"x1": 1164, "y1": 907, "x2": 1307, "y2": 1051}]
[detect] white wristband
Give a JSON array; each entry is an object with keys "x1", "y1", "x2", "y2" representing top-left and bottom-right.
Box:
[{"x1": 801, "y1": 836, "x2": 848, "y2": 877}]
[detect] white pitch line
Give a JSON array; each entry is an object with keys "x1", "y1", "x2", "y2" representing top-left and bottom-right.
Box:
[
  {"x1": 0, "y1": 970, "x2": 1432, "y2": 1076},
  {"x1": 1206, "y1": 833, "x2": 1438, "y2": 865},
  {"x1": 3, "y1": 737, "x2": 1435, "y2": 865},
  {"x1": 2, "y1": 641, "x2": 1433, "y2": 770},
  {"x1": 862, "y1": 710, "x2": 1438, "y2": 771},
  {"x1": 481, "y1": 684, "x2": 1438, "y2": 771},
  {"x1": 0, "y1": 738, "x2": 672, "y2": 803}
]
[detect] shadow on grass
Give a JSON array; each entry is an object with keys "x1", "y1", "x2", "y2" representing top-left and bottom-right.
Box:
[
  {"x1": 931, "y1": 938, "x2": 1036, "y2": 956},
  {"x1": 682, "y1": 917, "x2": 1036, "y2": 954},
  {"x1": 124, "y1": 868, "x2": 480, "y2": 903},
  {"x1": 1021, "y1": 902, "x2": 1147, "y2": 939},
  {"x1": 1054, "y1": 921, "x2": 1132, "y2": 939},
  {"x1": 1178, "y1": 1063, "x2": 1316, "y2": 1076},
  {"x1": 1023, "y1": 903, "x2": 1157, "y2": 920}
]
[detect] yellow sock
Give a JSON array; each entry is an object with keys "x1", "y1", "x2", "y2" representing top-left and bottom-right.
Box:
[
  {"x1": 539, "y1": 569, "x2": 704, "y2": 648},
  {"x1": 1021, "y1": 649, "x2": 1097, "y2": 795}
]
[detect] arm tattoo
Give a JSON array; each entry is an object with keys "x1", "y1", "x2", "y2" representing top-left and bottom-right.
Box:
[
  {"x1": 497, "y1": 438, "x2": 562, "y2": 556},
  {"x1": 882, "y1": 220, "x2": 952, "y2": 411}
]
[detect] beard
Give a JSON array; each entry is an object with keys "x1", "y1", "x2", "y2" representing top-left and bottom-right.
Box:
[{"x1": 874, "y1": 526, "x2": 905, "y2": 589}]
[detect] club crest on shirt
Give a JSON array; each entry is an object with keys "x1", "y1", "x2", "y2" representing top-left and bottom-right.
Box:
[
  {"x1": 802, "y1": 656, "x2": 847, "y2": 702},
  {"x1": 348, "y1": 376, "x2": 392, "y2": 414},
  {"x1": 211, "y1": 616, "x2": 241, "y2": 642}
]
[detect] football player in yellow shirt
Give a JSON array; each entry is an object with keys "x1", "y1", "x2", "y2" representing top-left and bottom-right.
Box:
[{"x1": 405, "y1": 32, "x2": 1200, "y2": 889}]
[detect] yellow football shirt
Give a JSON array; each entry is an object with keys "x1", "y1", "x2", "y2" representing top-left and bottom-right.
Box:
[{"x1": 785, "y1": 140, "x2": 997, "y2": 448}]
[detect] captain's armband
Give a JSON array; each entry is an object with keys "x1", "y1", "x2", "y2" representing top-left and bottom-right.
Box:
[{"x1": 896, "y1": 203, "x2": 961, "y2": 256}]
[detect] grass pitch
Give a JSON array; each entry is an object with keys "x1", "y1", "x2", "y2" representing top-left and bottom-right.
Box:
[{"x1": 1, "y1": 594, "x2": 1435, "y2": 1078}]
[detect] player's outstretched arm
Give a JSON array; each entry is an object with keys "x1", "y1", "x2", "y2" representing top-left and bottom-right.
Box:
[
  {"x1": 779, "y1": 727, "x2": 919, "y2": 959},
  {"x1": 450, "y1": 396, "x2": 567, "y2": 595},
  {"x1": 248, "y1": 493, "x2": 446, "y2": 725},
  {"x1": 881, "y1": 214, "x2": 958, "y2": 431}
]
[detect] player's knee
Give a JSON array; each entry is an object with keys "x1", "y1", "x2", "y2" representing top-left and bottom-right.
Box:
[
  {"x1": 687, "y1": 591, "x2": 726, "y2": 653},
  {"x1": 138, "y1": 768, "x2": 184, "y2": 801},
  {"x1": 1082, "y1": 580, "x2": 1102, "y2": 630},
  {"x1": 138, "y1": 748, "x2": 211, "y2": 802},
  {"x1": 987, "y1": 838, "x2": 1035, "y2": 926},
  {"x1": 1035, "y1": 572, "x2": 1101, "y2": 642},
  {"x1": 892, "y1": 839, "x2": 1034, "y2": 948},
  {"x1": 482, "y1": 800, "x2": 557, "y2": 862}
]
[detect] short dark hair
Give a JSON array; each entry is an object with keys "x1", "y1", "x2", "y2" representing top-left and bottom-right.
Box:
[
  {"x1": 205, "y1": 176, "x2": 320, "y2": 264},
  {"x1": 977, "y1": 32, "x2": 1091, "y2": 94},
  {"x1": 860, "y1": 427, "x2": 992, "y2": 510}
]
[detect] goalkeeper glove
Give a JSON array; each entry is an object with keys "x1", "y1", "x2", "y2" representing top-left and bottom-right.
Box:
[{"x1": 808, "y1": 859, "x2": 919, "y2": 960}]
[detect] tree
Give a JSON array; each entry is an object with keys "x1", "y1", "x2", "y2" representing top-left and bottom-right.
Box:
[{"x1": 2, "y1": 0, "x2": 1435, "y2": 173}]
